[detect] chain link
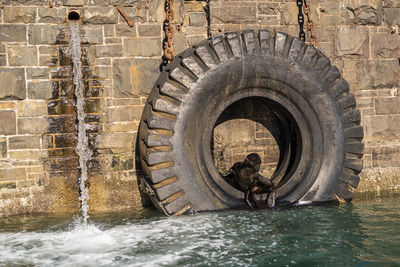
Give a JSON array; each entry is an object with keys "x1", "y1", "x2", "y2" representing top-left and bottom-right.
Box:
[
  {"x1": 303, "y1": 0, "x2": 318, "y2": 47},
  {"x1": 164, "y1": 0, "x2": 175, "y2": 62},
  {"x1": 297, "y1": 0, "x2": 305, "y2": 41}
]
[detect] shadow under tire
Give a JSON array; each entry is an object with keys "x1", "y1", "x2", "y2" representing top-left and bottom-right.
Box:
[{"x1": 138, "y1": 30, "x2": 364, "y2": 216}]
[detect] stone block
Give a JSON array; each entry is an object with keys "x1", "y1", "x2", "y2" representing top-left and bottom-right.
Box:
[
  {"x1": 26, "y1": 68, "x2": 49, "y2": 80},
  {"x1": 0, "y1": 68, "x2": 26, "y2": 100},
  {"x1": 17, "y1": 180, "x2": 35, "y2": 188},
  {"x1": 173, "y1": 32, "x2": 187, "y2": 55},
  {"x1": 123, "y1": 38, "x2": 161, "y2": 57},
  {"x1": 0, "y1": 25, "x2": 26, "y2": 42},
  {"x1": 375, "y1": 97, "x2": 400, "y2": 114},
  {"x1": 113, "y1": 58, "x2": 160, "y2": 97},
  {"x1": 9, "y1": 136, "x2": 41, "y2": 150},
  {"x1": 0, "y1": 138, "x2": 7, "y2": 158},
  {"x1": 258, "y1": 15, "x2": 280, "y2": 25},
  {"x1": 18, "y1": 118, "x2": 48, "y2": 134},
  {"x1": 3, "y1": 0, "x2": 45, "y2": 4},
  {"x1": 106, "y1": 106, "x2": 143, "y2": 122},
  {"x1": 372, "y1": 145, "x2": 400, "y2": 167},
  {"x1": 116, "y1": 24, "x2": 137, "y2": 37},
  {"x1": 38, "y1": 7, "x2": 66, "y2": 24},
  {"x1": 0, "y1": 44, "x2": 5, "y2": 53},
  {"x1": 0, "y1": 110, "x2": 16, "y2": 135},
  {"x1": 98, "y1": 133, "x2": 134, "y2": 149},
  {"x1": 384, "y1": 8, "x2": 400, "y2": 25},
  {"x1": 95, "y1": 45, "x2": 123, "y2": 57},
  {"x1": 138, "y1": 24, "x2": 162, "y2": 37},
  {"x1": 17, "y1": 100, "x2": 47, "y2": 117},
  {"x1": 335, "y1": 27, "x2": 369, "y2": 57},
  {"x1": 0, "y1": 55, "x2": 7, "y2": 66},
  {"x1": 258, "y1": 3, "x2": 279, "y2": 15},
  {"x1": 28, "y1": 81, "x2": 54, "y2": 100},
  {"x1": 371, "y1": 33, "x2": 400, "y2": 58},
  {"x1": 0, "y1": 168, "x2": 26, "y2": 181},
  {"x1": 8, "y1": 46, "x2": 38, "y2": 66},
  {"x1": 4, "y1": 7, "x2": 36, "y2": 23},
  {"x1": 39, "y1": 46, "x2": 58, "y2": 55},
  {"x1": 29, "y1": 25, "x2": 60, "y2": 45},
  {"x1": 82, "y1": 25, "x2": 103, "y2": 44},
  {"x1": 357, "y1": 60, "x2": 400, "y2": 89},
  {"x1": 210, "y1": 2, "x2": 257, "y2": 24},
  {"x1": 0, "y1": 181, "x2": 16, "y2": 189},
  {"x1": 189, "y1": 12, "x2": 207, "y2": 26},
  {"x1": 62, "y1": 0, "x2": 84, "y2": 6},
  {"x1": 84, "y1": 7, "x2": 118, "y2": 24}
]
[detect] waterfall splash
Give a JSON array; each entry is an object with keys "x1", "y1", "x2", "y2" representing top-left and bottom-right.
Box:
[{"x1": 69, "y1": 21, "x2": 92, "y2": 225}]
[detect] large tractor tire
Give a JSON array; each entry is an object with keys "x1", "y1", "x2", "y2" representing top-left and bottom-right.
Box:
[{"x1": 138, "y1": 30, "x2": 364, "y2": 216}]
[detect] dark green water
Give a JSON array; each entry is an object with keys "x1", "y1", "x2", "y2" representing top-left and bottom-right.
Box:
[{"x1": 0, "y1": 193, "x2": 399, "y2": 266}]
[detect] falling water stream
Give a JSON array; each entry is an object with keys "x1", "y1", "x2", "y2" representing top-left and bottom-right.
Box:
[{"x1": 70, "y1": 20, "x2": 92, "y2": 225}]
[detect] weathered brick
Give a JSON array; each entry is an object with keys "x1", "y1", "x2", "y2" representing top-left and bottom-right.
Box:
[
  {"x1": 113, "y1": 58, "x2": 160, "y2": 97},
  {"x1": 39, "y1": 46, "x2": 58, "y2": 55},
  {"x1": 371, "y1": 33, "x2": 400, "y2": 58},
  {"x1": 84, "y1": 7, "x2": 118, "y2": 24},
  {"x1": 17, "y1": 180, "x2": 35, "y2": 188},
  {"x1": 0, "y1": 182, "x2": 16, "y2": 189},
  {"x1": 9, "y1": 136, "x2": 41, "y2": 150},
  {"x1": 17, "y1": 100, "x2": 47, "y2": 117},
  {"x1": 258, "y1": 3, "x2": 279, "y2": 15},
  {"x1": 29, "y1": 25, "x2": 60, "y2": 45},
  {"x1": 0, "y1": 25, "x2": 26, "y2": 42},
  {"x1": 384, "y1": 7, "x2": 400, "y2": 25},
  {"x1": 375, "y1": 97, "x2": 400, "y2": 114},
  {"x1": 4, "y1": 7, "x2": 36, "y2": 23},
  {"x1": 116, "y1": 24, "x2": 137, "y2": 37},
  {"x1": 0, "y1": 168, "x2": 26, "y2": 181},
  {"x1": 38, "y1": 7, "x2": 67, "y2": 24},
  {"x1": 28, "y1": 81, "x2": 54, "y2": 100},
  {"x1": 0, "y1": 68, "x2": 26, "y2": 100},
  {"x1": 106, "y1": 106, "x2": 143, "y2": 122},
  {"x1": 138, "y1": 24, "x2": 162, "y2": 37},
  {"x1": 210, "y1": 2, "x2": 257, "y2": 24},
  {"x1": 18, "y1": 118, "x2": 48, "y2": 134},
  {"x1": 47, "y1": 100, "x2": 75, "y2": 115},
  {"x1": 357, "y1": 60, "x2": 400, "y2": 89},
  {"x1": 26, "y1": 68, "x2": 49, "y2": 80},
  {"x1": 8, "y1": 46, "x2": 38, "y2": 66},
  {"x1": 82, "y1": 25, "x2": 104, "y2": 44},
  {"x1": 98, "y1": 133, "x2": 134, "y2": 149},
  {"x1": 335, "y1": 27, "x2": 369, "y2": 57},
  {"x1": 189, "y1": 12, "x2": 207, "y2": 26},
  {"x1": 62, "y1": 0, "x2": 84, "y2": 6},
  {"x1": 0, "y1": 110, "x2": 16, "y2": 135},
  {"x1": 0, "y1": 138, "x2": 7, "y2": 158},
  {"x1": 95, "y1": 45, "x2": 123, "y2": 57}
]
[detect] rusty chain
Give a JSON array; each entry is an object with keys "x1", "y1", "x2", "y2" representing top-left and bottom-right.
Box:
[
  {"x1": 303, "y1": 0, "x2": 318, "y2": 47},
  {"x1": 164, "y1": 0, "x2": 175, "y2": 62}
]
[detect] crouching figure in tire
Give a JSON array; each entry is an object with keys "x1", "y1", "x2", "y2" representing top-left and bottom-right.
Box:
[{"x1": 223, "y1": 153, "x2": 276, "y2": 209}]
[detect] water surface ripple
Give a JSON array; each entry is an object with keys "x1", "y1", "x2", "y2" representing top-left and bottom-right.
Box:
[{"x1": 0, "y1": 194, "x2": 399, "y2": 266}]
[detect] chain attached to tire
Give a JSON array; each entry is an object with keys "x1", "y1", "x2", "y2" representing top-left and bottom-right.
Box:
[
  {"x1": 297, "y1": 0, "x2": 318, "y2": 47},
  {"x1": 163, "y1": 0, "x2": 175, "y2": 63}
]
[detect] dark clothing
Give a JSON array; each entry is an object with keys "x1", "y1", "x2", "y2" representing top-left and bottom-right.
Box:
[{"x1": 223, "y1": 162, "x2": 274, "y2": 193}]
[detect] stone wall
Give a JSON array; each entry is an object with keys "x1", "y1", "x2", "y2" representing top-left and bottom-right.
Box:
[{"x1": 0, "y1": 0, "x2": 399, "y2": 216}]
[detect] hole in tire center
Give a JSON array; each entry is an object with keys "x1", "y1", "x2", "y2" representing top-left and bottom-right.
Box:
[
  {"x1": 211, "y1": 97, "x2": 281, "y2": 191},
  {"x1": 68, "y1": 11, "x2": 80, "y2": 21}
]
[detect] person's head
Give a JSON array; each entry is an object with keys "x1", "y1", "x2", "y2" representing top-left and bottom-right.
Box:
[{"x1": 243, "y1": 153, "x2": 261, "y2": 173}]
